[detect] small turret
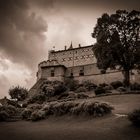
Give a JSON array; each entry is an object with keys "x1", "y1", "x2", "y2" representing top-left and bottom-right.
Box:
[
  {"x1": 68, "y1": 41, "x2": 73, "y2": 49},
  {"x1": 78, "y1": 44, "x2": 81, "y2": 48}
]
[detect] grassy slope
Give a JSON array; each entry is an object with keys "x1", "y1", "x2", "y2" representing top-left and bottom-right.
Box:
[
  {"x1": 95, "y1": 94, "x2": 140, "y2": 114},
  {"x1": 0, "y1": 94, "x2": 140, "y2": 140}
]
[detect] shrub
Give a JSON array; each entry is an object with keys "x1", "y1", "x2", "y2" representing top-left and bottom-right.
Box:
[
  {"x1": 66, "y1": 92, "x2": 78, "y2": 99},
  {"x1": 22, "y1": 102, "x2": 28, "y2": 108},
  {"x1": 22, "y1": 100, "x2": 113, "y2": 121},
  {"x1": 21, "y1": 109, "x2": 32, "y2": 120},
  {"x1": 94, "y1": 86, "x2": 105, "y2": 95},
  {"x1": 70, "y1": 102, "x2": 85, "y2": 115},
  {"x1": 43, "y1": 102, "x2": 58, "y2": 116},
  {"x1": 76, "y1": 93, "x2": 89, "y2": 99},
  {"x1": 21, "y1": 104, "x2": 43, "y2": 120},
  {"x1": 110, "y1": 81, "x2": 123, "y2": 89},
  {"x1": 104, "y1": 85, "x2": 113, "y2": 90},
  {"x1": 53, "y1": 83, "x2": 67, "y2": 95},
  {"x1": 70, "y1": 101, "x2": 113, "y2": 116},
  {"x1": 75, "y1": 86, "x2": 87, "y2": 93},
  {"x1": 39, "y1": 81, "x2": 67, "y2": 97},
  {"x1": 41, "y1": 86, "x2": 55, "y2": 96},
  {"x1": 100, "y1": 69, "x2": 106, "y2": 74},
  {"x1": 28, "y1": 93, "x2": 46, "y2": 104},
  {"x1": 65, "y1": 79, "x2": 79, "y2": 91},
  {"x1": 57, "y1": 92, "x2": 69, "y2": 100},
  {"x1": 49, "y1": 101, "x2": 77, "y2": 116},
  {"x1": 31, "y1": 110, "x2": 46, "y2": 121},
  {"x1": 82, "y1": 102, "x2": 102, "y2": 116},
  {"x1": 0, "y1": 105, "x2": 20, "y2": 121},
  {"x1": 99, "y1": 83, "x2": 108, "y2": 87},
  {"x1": 41, "y1": 104, "x2": 50, "y2": 112},
  {"x1": 27, "y1": 104, "x2": 42, "y2": 110},
  {"x1": 9, "y1": 86, "x2": 28, "y2": 101},
  {"x1": 6, "y1": 105, "x2": 17, "y2": 116},
  {"x1": 0, "y1": 111, "x2": 9, "y2": 121},
  {"x1": 0, "y1": 105, "x2": 17, "y2": 116},
  {"x1": 39, "y1": 80, "x2": 54, "y2": 96},
  {"x1": 82, "y1": 81, "x2": 97, "y2": 91},
  {"x1": 99, "y1": 102, "x2": 114, "y2": 114},
  {"x1": 117, "y1": 87, "x2": 126, "y2": 92},
  {"x1": 130, "y1": 83, "x2": 140, "y2": 91},
  {"x1": 128, "y1": 109, "x2": 140, "y2": 127}
]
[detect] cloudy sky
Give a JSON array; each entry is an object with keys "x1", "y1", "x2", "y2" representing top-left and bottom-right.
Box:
[{"x1": 0, "y1": 0, "x2": 139, "y2": 98}]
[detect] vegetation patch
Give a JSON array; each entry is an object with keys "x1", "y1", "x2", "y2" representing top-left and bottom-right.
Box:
[
  {"x1": 94, "y1": 86, "x2": 106, "y2": 95},
  {"x1": 9, "y1": 86, "x2": 28, "y2": 101},
  {"x1": 22, "y1": 101, "x2": 113, "y2": 121},
  {"x1": 128, "y1": 109, "x2": 140, "y2": 127},
  {"x1": 0, "y1": 105, "x2": 19, "y2": 121}
]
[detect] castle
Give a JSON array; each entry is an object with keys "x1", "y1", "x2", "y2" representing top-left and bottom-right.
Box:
[
  {"x1": 29, "y1": 42, "x2": 139, "y2": 95},
  {"x1": 36, "y1": 43, "x2": 124, "y2": 83}
]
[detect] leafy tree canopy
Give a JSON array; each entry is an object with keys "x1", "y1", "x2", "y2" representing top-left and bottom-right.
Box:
[
  {"x1": 9, "y1": 86, "x2": 28, "y2": 101},
  {"x1": 92, "y1": 10, "x2": 140, "y2": 87}
]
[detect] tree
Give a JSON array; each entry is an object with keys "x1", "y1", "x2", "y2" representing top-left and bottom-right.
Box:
[
  {"x1": 92, "y1": 10, "x2": 140, "y2": 88},
  {"x1": 9, "y1": 86, "x2": 28, "y2": 101}
]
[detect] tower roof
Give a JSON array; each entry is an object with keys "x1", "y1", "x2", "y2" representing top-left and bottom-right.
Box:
[{"x1": 68, "y1": 41, "x2": 73, "y2": 49}]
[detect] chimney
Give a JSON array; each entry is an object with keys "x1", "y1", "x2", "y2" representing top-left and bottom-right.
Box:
[
  {"x1": 53, "y1": 46, "x2": 55, "y2": 50},
  {"x1": 64, "y1": 45, "x2": 67, "y2": 50},
  {"x1": 79, "y1": 44, "x2": 81, "y2": 48}
]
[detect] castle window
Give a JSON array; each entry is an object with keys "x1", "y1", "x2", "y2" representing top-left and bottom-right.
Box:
[
  {"x1": 74, "y1": 56, "x2": 78, "y2": 60},
  {"x1": 68, "y1": 57, "x2": 73, "y2": 61},
  {"x1": 79, "y1": 69, "x2": 84, "y2": 76},
  {"x1": 75, "y1": 51, "x2": 77, "y2": 54},
  {"x1": 51, "y1": 70, "x2": 55, "y2": 77},
  {"x1": 62, "y1": 58, "x2": 66, "y2": 61},
  {"x1": 81, "y1": 56, "x2": 86, "y2": 59},
  {"x1": 70, "y1": 72, "x2": 73, "y2": 77}
]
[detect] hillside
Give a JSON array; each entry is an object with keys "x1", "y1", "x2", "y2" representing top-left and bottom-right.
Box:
[{"x1": 0, "y1": 94, "x2": 140, "y2": 140}]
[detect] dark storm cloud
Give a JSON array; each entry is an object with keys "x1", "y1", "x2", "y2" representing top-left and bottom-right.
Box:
[
  {"x1": 0, "y1": 0, "x2": 52, "y2": 69},
  {"x1": 58, "y1": 0, "x2": 140, "y2": 10},
  {"x1": 0, "y1": 0, "x2": 139, "y2": 70},
  {"x1": 29, "y1": 0, "x2": 54, "y2": 9}
]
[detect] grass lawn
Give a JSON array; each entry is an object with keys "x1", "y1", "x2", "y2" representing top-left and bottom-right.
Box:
[
  {"x1": 0, "y1": 94, "x2": 140, "y2": 140},
  {"x1": 95, "y1": 94, "x2": 140, "y2": 114}
]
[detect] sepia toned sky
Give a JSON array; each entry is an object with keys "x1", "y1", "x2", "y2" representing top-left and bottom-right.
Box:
[{"x1": 0, "y1": 0, "x2": 139, "y2": 98}]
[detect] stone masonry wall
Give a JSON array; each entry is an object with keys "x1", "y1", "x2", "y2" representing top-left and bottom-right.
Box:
[{"x1": 40, "y1": 66, "x2": 65, "y2": 81}]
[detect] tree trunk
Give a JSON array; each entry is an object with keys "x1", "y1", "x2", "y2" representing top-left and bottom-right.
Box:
[{"x1": 123, "y1": 70, "x2": 130, "y2": 89}]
